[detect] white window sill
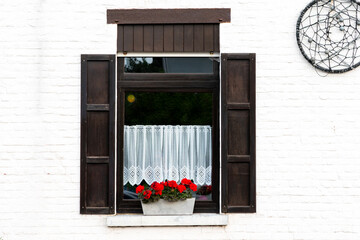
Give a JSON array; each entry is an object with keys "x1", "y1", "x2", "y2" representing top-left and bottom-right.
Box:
[{"x1": 107, "y1": 214, "x2": 228, "y2": 227}]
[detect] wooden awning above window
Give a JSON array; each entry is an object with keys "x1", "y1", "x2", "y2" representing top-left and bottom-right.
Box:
[
  {"x1": 107, "y1": 8, "x2": 230, "y2": 24},
  {"x1": 116, "y1": 24, "x2": 220, "y2": 53},
  {"x1": 107, "y1": 9, "x2": 230, "y2": 53}
]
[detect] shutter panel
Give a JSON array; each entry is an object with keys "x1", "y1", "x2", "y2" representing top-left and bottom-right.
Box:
[
  {"x1": 81, "y1": 55, "x2": 115, "y2": 214},
  {"x1": 221, "y1": 54, "x2": 256, "y2": 213}
]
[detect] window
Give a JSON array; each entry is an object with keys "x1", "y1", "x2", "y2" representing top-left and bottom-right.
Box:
[
  {"x1": 116, "y1": 57, "x2": 220, "y2": 213},
  {"x1": 81, "y1": 8, "x2": 256, "y2": 215}
]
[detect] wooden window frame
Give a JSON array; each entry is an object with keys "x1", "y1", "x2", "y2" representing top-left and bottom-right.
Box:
[{"x1": 116, "y1": 57, "x2": 220, "y2": 213}]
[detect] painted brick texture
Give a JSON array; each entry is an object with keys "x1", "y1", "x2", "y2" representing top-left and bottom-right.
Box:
[{"x1": 1, "y1": 0, "x2": 360, "y2": 240}]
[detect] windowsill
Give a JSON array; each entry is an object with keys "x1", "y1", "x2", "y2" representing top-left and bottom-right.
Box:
[{"x1": 107, "y1": 214, "x2": 228, "y2": 227}]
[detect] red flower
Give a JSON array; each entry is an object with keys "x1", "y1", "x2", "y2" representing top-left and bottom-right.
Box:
[
  {"x1": 143, "y1": 190, "x2": 152, "y2": 199},
  {"x1": 151, "y1": 182, "x2": 164, "y2": 192},
  {"x1": 151, "y1": 182, "x2": 164, "y2": 195},
  {"x1": 181, "y1": 178, "x2": 192, "y2": 185},
  {"x1": 136, "y1": 185, "x2": 144, "y2": 194},
  {"x1": 177, "y1": 184, "x2": 186, "y2": 193},
  {"x1": 167, "y1": 180, "x2": 178, "y2": 188},
  {"x1": 189, "y1": 183, "x2": 197, "y2": 192},
  {"x1": 160, "y1": 181, "x2": 169, "y2": 187}
]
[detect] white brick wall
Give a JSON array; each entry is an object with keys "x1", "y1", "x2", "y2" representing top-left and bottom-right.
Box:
[{"x1": 1, "y1": 0, "x2": 360, "y2": 239}]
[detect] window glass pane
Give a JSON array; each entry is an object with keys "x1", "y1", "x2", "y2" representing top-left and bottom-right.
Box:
[
  {"x1": 123, "y1": 92, "x2": 213, "y2": 201},
  {"x1": 124, "y1": 57, "x2": 215, "y2": 73}
]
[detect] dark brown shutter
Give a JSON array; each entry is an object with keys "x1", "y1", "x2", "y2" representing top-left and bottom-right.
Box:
[
  {"x1": 81, "y1": 55, "x2": 115, "y2": 214},
  {"x1": 221, "y1": 53, "x2": 256, "y2": 213}
]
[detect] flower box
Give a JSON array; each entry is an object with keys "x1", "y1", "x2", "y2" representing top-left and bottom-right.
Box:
[
  {"x1": 136, "y1": 178, "x2": 198, "y2": 215},
  {"x1": 141, "y1": 198, "x2": 195, "y2": 216}
]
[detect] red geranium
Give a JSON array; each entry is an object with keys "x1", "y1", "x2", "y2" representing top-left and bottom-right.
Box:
[
  {"x1": 151, "y1": 182, "x2": 164, "y2": 191},
  {"x1": 136, "y1": 185, "x2": 144, "y2": 194},
  {"x1": 181, "y1": 178, "x2": 192, "y2": 185},
  {"x1": 136, "y1": 179, "x2": 198, "y2": 203},
  {"x1": 167, "y1": 180, "x2": 178, "y2": 188},
  {"x1": 177, "y1": 184, "x2": 186, "y2": 193},
  {"x1": 143, "y1": 190, "x2": 152, "y2": 199},
  {"x1": 150, "y1": 182, "x2": 157, "y2": 189},
  {"x1": 189, "y1": 183, "x2": 197, "y2": 191},
  {"x1": 151, "y1": 182, "x2": 164, "y2": 195}
]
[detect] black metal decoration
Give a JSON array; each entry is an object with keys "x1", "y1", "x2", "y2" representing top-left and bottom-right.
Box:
[{"x1": 296, "y1": 0, "x2": 360, "y2": 73}]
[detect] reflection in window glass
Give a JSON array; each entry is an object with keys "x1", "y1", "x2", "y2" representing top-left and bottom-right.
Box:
[
  {"x1": 123, "y1": 92, "x2": 213, "y2": 201},
  {"x1": 124, "y1": 57, "x2": 215, "y2": 73}
]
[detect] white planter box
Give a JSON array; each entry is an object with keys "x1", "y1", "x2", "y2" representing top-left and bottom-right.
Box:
[{"x1": 141, "y1": 198, "x2": 195, "y2": 216}]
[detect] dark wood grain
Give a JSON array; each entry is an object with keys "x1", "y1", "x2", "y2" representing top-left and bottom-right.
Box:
[
  {"x1": 80, "y1": 55, "x2": 115, "y2": 214},
  {"x1": 143, "y1": 25, "x2": 154, "y2": 52},
  {"x1": 204, "y1": 24, "x2": 214, "y2": 51},
  {"x1": 221, "y1": 53, "x2": 256, "y2": 213},
  {"x1": 86, "y1": 156, "x2": 110, "y2": 164},
  {"x1": 153, "y1": 25, "x2": 164, "y2": 52},
  {"x1": 117, "y1": 24, "x2": 219, "y2": 53},
  {"x1": 228, "y1": 110, "x2": 250, "y2": 155},
  {"x1": 87, "y1": 104, "x2": 109, "y2": 111},
  {"x1": 107, "y1": 8, "x2": 231, "y2": 24},
  {"x1": 184, "y1": 25, "x2": 194, "y2": 52},
  {"x1": 123, "y1": 25, "x2": 134, "y2": 52},
  {"x1": 87, "y1": 61, "x2": 109, "y2": 104},
  {"x1": 117, "y1": 25, "x2": 124, "y2": 52},
  {"x1": 227, "y1": 103, "x2": 250, "y2": 110},
  {"x1": 163, "y1": 25, "x2": 174, "y2": 52},
  {"x1": 227, "y1": 59, "x2": 250, "y2": 103},
  {"x1": 133, "y1": 25, "x2": 144, "y2": 52},
  {"x1": 87, "y1": 112, "x2": 109, "y2": 156},
  {"x1": 86, "y1": 164, "x2": 109, "y2": 207},
  {"x1": 118, "y1": 80, "x2": 218, "y2": 89},
  {"x1": 214, "y1": 24, "x2": 220, "y2": 52},
  {"x1": 194, "y1": 24, "x2": 204, "y2": 52},
  {"x1": 228, "y1": 163, "x2": 250, "y2": 206},
  {"x1": 122, "y1": 73, "x2": 218, "y2": 81},
  {"x1": 174, "y1": 25, "x2": 184, "y2": 52}
]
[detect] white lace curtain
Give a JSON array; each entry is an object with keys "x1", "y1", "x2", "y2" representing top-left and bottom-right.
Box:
[{"x1": 124, "y1": 125, "x2": 212, "y2": 186}]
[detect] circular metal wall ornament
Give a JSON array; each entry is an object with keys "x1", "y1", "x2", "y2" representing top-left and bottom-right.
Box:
[{"x1": 296, "y1": 0, "x2": 360, "y2": 73}]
